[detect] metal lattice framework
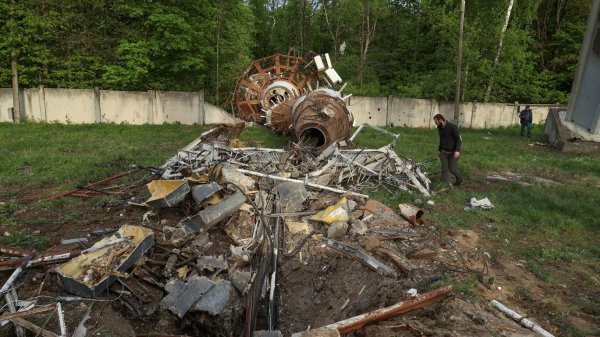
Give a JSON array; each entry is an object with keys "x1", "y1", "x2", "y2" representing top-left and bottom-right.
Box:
[{"x1": 232, "y1": 53, "x2": 315, "y2": 132}]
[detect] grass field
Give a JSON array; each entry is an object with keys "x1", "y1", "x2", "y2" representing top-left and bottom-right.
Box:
[{"x1": 0, "y1": 122, "x2": 599, "y2": 335}]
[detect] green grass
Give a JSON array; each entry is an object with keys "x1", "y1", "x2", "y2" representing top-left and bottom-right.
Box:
[
  {"x1": 0, "y1": 122, "x2": 599, "y2": 335},
  {"x1": 0, "y1": 232, "x2": 51, "y2": 250},
  {"x1": 0, "y1": 122, "x2": 210, "y2": 187}
]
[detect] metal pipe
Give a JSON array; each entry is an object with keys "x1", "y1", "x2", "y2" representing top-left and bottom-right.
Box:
[
  {"x1": 57, "y1": 302, "x2": 67, "y2": 337},
  {"x1": 0, "y1": 255, "x2": 33, "y2": 295},
  {"x1": 237, "y1": 169, "x2": 368, "y2": 199},
  {"x1": 291, "y1": 285, "x2": 453, "y2": 336},
  {"x1": 491, "y1": 300, "x2": 555, "y2": 337},
  {"x1": 268, "y1": 213, "x2": 281, "y2": 330}
]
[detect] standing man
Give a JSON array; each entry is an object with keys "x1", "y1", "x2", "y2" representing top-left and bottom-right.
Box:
[
  {"x1": 519, "y1": 105, "x2": 533, "y2": 137},
  {"x1": 433, "y1": 114, "x2": 463, "y2": 187}
]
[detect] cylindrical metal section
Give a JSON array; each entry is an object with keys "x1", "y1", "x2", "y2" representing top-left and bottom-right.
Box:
[{"x1": 291, "y1": 89, "x2": 352, "y2": 152}]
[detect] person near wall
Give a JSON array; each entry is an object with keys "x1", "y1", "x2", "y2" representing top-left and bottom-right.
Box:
[
  {"x1": 519, "y1": 105, "x2": 533, "y2": 137},
  {"x1": 433, "y1": 114, "x2": 463, "y2": 187}
]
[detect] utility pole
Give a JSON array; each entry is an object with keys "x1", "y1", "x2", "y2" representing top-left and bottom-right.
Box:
[
  {"x1": 11, "y1": 51, "x2": 20, "y2": 123},
  {"x1": 454, "y1": 0, "x2": 465, "y2": 125}
]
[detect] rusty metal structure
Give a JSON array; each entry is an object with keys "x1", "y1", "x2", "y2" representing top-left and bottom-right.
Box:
[
  {"x1": 233, "y1": 52, "x2": 353, "y2": 153},
  {"x1": 232, "y1": 53, "x2": 314, "y2": 132}
]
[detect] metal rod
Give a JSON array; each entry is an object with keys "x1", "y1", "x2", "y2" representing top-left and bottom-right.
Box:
[
  {"x1": 292, "y1": 285, "x2": 453, "y2": 336},
  {"x1": 56, "y1": 302, "x2": 66, "y2": 337},
  {"x1": 237, "y1": 169, "x2": 369, "y2": 199},
  {"x1": 491, "y1": 300, "x2": 555, "y2": 337}
]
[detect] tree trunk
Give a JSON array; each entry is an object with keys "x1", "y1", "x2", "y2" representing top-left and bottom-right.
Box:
[
  {"x1": 484, "y1": 0, "x2": 515, "y2": 102},
  {"x1": 454, "y1": 0, "x2": 465, "y2": 123},
  {"x1": 322, "y1": 0, "x2": 339, "y2": 62},
  {"x1": 11, "y1": 52, "x2": 20, "y2": 123},
  {"x1": 359, "y1": 0, "x2": 377, "y2": 88},
  {"x1": 215, "y1": 0, "x2": 223, "y2": 103}
]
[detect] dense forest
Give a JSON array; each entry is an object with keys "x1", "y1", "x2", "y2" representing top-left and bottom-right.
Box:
[{"x1": 0, "y1": 0, "x2": 591, "y2": 105}]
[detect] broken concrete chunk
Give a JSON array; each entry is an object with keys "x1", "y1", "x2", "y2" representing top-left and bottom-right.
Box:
[
  {"x1": 342, "y1": 199, "x2": 358, "y2": 212},
  {"x1": 350, "y1": 219, "x2": 368, "y2": 236},
  {"x1": 273, "y1": 181, "x2": 308, "y2": 212},
  {"x1": 224, "y1": 211, "x2": 254, "y2": 245},
  {"x1": 160, "y1": 279, "x2": 187, "y2": 309},
  {"x1": 285, "y1": 220, "x2": 312, "y2": 234},
  {"x1": 161, "y1": 276, "x2": 215, "y2": 318},
  {"x1": 181, "y1": 191, "x2": 246, "y2": 233},
  {"x1": 193, "y1": 280, "x2": 232, "y2": 315},
  {"x1": 312, "y1": 197, "x2": 350, "y2": 224},
  {"x1": 327, "y1": 221, "x2": 348, "y2": 239},
  {"x1": 229, "y1": 245, "x2": 251, "y2": 267},
  {"x1": 191, "y1": 182, "x2": 222, "y2": 204},
  {"x1": 146, "y1": 180, "x2": 190, "y2": 208},
  {"x1": 197, "y1": 255, "x2": 228, "y2": 272},
  {"x1": 191, "y1": 232, "x2": 211, "y2": 250},
  {"x1": 229, "y1": 270, "x2": 252, "y2": 294},
  {"x1": 220, "y1": 165, "x2": 255, "y2": 191}
]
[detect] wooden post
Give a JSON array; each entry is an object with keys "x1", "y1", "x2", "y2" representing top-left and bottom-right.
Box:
[
  {"x1": 11, "y1": 51, "x2": 20, "y2": 123},
  {"x1": 453, "y1": 0, "x2": 465, "y2": 125}
]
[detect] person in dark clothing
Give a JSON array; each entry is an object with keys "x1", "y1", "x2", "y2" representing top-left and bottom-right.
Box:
[
  {"x1": 433, "y1": 114, "x2": 463, "y2": 187},
  {"x1": 519, "y1": 105, "x2": 533, "y2": 137}
]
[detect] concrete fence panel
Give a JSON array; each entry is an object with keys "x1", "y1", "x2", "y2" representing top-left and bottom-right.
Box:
[
  {"x1": 204, "y1": 102, "x2": 236, "y2": 125},
  {"x1": 45, "y1": 88, "x2": 96, "y2": 123},
  {"x1": 532, "y1": 107, "x2": 550, "y2": 124},
  {"x1": 153, "y1": 91, "x2": 203, "y2": 125},
  {"x1": 467, "y1": 102, "x2": 510, "y2": 128},
  {"x1": 388, "y1": 97, "x2": 438, "y2": 128},
  {"x1": 437, "y1": 102, "x2": 466, "y2": 127},
  {"x1": 101, "y1": 90, "x2": 148, "y2": 124},
  {"x1": 22, "y1": 88, "x2": 45, "y2": 122},
  {"x1": 0, "y1": 88, "x2": 13, "y2": 122},
  {"x1": 350, "y1": 96, "x2": 388, "y2": 126},
  {"x1": 0, "y1": 86, "x2": 561, "y2": 128}
]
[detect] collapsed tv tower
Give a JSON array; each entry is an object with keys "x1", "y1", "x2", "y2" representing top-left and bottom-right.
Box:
[{"x1": 232, "y1": 52, "x2": 353, "y2": 153}]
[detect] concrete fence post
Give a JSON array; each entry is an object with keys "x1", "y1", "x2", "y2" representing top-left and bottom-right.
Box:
[
  {"x1": 198, "y1": 90, "x2": 205, "y2": 125},
  {"x1": 39, "y1": 85, "x2": 47, "y2": 122},
  {"x1": 94, "y1": 87, "x2": 102, "y2": 123},
  {"x1": 514, "y1": 101, "x2": 519, "y2": 125},
  {"x1": 147, "y1": 90, "x2": 158, "y2": 124},
  {"x1": 386, "y1": 94, "x2": 392, "y2": 127}
]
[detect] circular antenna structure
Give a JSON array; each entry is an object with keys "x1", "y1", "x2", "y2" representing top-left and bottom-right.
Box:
[{"x1": 233, "y1": 53, "x2": 314, "y2": 133}]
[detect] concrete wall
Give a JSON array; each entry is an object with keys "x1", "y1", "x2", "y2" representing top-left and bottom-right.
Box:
[
  {"x1": 0, "y1": 88, "x2": 13, "y2": 122},
  {"x1": 204, "y1": 102, "x2": 237, "y2": 124},
  {"x1": 0, "y1": 88, "x2": 235, "y2": 125},
  {"x1": 45, "y1": 88, "x2": 97, "y2": 123},
  {"x1": 101, "y1": 90, "x2": 148, "y2": 124},
  {"x1": 350, "y1": 96, "x2": 388, "y2": 125},
  {"x1": 387, "y1": 98, "x2": 437, "y2": 128},
  {"x1": 357, "y1": 96, "x2": 559, "y2": 129},
  {"x1": 0, "y1": 87, "x2": 563, "y2": 128}
]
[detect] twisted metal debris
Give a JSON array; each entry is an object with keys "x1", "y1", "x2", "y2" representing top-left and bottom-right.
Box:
[{"x1": 160, "y1": 126, "x2": 431, "y2": 198}]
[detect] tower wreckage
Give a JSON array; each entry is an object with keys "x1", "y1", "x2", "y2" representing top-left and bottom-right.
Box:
[{"x1": 232, "y1": 52, "x2": 353, "y2": 153}]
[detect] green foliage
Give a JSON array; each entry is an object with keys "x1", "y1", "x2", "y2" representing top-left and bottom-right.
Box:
[{"x1": 0, "y1": 0, "x2": 591, "y2": 103}]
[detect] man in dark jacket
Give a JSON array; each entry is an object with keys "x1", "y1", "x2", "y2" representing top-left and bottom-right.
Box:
[
  {"x1": 433, "y1": 114, "x2": 463, "y2": 187},
  {"x1": 519, "y1": 105, "x2": 533, "y2": 137}
]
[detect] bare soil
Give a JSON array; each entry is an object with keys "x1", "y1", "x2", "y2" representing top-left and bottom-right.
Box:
[{"x1": 1, "y1": 180, "x2": 598, "y2": 337}]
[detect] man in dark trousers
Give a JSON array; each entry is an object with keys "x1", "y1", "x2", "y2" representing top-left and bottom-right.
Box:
[
  {"x1": 519, "y1": 105, "x2": 533, "y2": 137},
  {"x1": 433, "y1": 114, "x2": 463, "y2": 187}
]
